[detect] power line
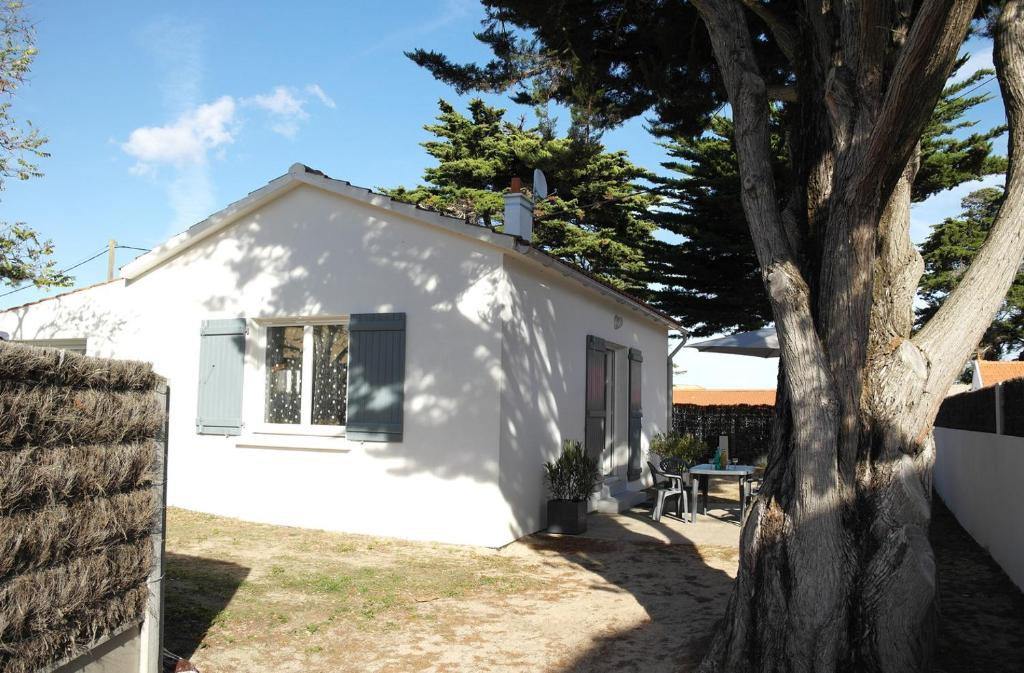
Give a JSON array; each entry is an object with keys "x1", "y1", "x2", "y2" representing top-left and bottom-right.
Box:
[
  {"x1": 950, "y1": 75, "x2": 997, "y2": 102},
  {"x1": 0, "y1": 243, "x2": 152, "y2": 299}
]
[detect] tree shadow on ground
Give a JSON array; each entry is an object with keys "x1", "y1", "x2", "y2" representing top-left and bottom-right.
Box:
[
  {"x1": 531, "y1": 493, "x2": 1024, "y2": 673},
  {"x1": 520, "y1": 494, "x2": 739, "y2": 673},
  {"x1": 163, "y1": 553, "x2": 250, "y2": 671},
  {"x1": 932, "y1": 497, "x2": 1024, "y2": 672}
]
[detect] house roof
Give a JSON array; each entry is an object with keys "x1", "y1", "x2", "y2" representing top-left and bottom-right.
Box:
[
  {"x1": 673, "y1": 387, "x2": 777, "y2": 406},
  {"x1": 121, "y1": 163, "x2": 682, "y2": 331},
  {"x1": 1, "y1": 278, "x2": 123, "y2": 313},
  {"x1": 975, "y1": 360, "x2": 1024, "y2": 387}
]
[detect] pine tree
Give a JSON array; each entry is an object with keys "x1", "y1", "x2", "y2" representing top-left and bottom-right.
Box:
[
  {"x1": 649, "y1": 70, "x2": 1005, "y2": 337},
  {"x1": 918, "y1": 187, "x2": 1021, "y2": 359},
  {"x1": 383, "y1": 99, "x2": 658, "y2": 293}
]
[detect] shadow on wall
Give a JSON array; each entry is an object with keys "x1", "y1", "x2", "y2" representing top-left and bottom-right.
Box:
[
  {"x1": 187, "y1": 193, "x2": 571, "y2": 533},
  {"x1": 6, "y1": 296, "x2": 129, "y2": 349},
  {"x1": 163, "y1": 553, "x2": 250, "y2": 668}
]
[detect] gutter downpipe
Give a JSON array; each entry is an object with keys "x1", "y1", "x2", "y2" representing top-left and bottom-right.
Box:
[{"x1": 668, "y1": 335, "x2": 687, "y2": 431}]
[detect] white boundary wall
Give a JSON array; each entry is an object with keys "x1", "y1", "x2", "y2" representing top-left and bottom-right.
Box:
[{"x1": 933, "y1": 427, "x2": 1024, "y2": 590}]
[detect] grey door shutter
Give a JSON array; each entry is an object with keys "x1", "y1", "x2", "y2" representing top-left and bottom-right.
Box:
[
  {"x1": 628, "y1": 347, "x2": 643, "y2": 481},
  {"x1": 347, "y1": 313, "x2": 406, "y2": 442},
  {"x1": 585, "y1": 336, "x2": 607, "y2": 463},
  {"x1": 196, "y1": 318, "x2": 246, "y2": 435}
]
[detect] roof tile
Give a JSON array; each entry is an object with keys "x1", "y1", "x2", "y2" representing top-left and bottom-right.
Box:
[{"x1": 673, "y1": 388, "x2": 776, "y2": 406}]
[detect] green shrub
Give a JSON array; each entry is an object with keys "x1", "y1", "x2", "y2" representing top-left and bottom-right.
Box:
[
  {"x1": 650, "y1": 432, "x2": 709, "y2": 467},
  {"x1": 544, "y1": 439, "x2": 600, "y2": 502}
]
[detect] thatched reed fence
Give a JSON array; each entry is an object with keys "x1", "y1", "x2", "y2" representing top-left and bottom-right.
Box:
[
  {"x1": 672, "y1": 403, "x2": 774, "y2": 464},
  {"x1": 0, "y1": 343, "x2": 167, "y2": 673}
]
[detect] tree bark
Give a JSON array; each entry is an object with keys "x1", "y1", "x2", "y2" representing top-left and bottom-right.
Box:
[{"x1": 691, "y1": 1, "x2": 1024, "y2": 671}]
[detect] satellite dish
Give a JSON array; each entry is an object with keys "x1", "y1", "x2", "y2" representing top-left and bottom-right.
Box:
[{"x1": 533, "y1": 168, "x2": 548, "y2": 199}]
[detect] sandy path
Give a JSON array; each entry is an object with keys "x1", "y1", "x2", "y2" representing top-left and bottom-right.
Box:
[{"x1": 166, "y1": 507, "x2": 739, "y2": 673}]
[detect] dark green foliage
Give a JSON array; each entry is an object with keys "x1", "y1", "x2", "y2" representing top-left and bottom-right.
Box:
[
  {"x1": 917, "y1": 187, "x2": 1022, "y2": 359},
  {"x1": 406, "y1": 1, "x2": 735, "y2": 137},
  {"x1": 649, "y1": 431, "x2": 709, "y2": 467},
  {"x1": 646, "y1": 115, "x2": 786, "y2": 336},
  {"x1": 410, "y1": 4, "x2": 1006, "y2": 336},
  {"x1": 383, "y1": 99, "x2": 657, "y2": 292},
  {"x1": 915, "y1": 69, "x2": 1008, "y2": 202},
  {"x1": 648, "y1": 72, "x2": 1005, "y2": 335},
  {"x1": 544, "y1": 439, "x2": 600, "y2": 502}
]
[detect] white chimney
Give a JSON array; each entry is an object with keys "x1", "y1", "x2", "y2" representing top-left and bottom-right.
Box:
[{"x1": 503, "y1": 177, "x2": 534, "y2": 242}]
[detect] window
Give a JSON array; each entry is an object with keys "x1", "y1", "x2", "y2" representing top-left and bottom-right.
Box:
[{"x1": 262, "y1": 322, "x2": 349, "y2": 431}]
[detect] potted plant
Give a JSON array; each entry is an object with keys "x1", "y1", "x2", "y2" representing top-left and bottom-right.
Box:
[
  {"x1": 544, "y1": 439, "x2": 601, "y2": 534},
  {"x1": 650, "y1": 432, "x2": 709, "y2": 472}
]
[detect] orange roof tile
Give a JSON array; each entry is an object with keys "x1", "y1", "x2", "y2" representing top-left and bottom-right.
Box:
[
  {"x1": 673, "y1": 388, "x2": 776, "y2": 406},
  {"x1": 977, "y1": 360, "x2": 1024, "y2": 387}
]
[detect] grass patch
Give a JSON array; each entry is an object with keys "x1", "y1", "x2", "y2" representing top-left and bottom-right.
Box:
[{"x1": 163, "y1": 507, "x2": 541, "y2": 658}]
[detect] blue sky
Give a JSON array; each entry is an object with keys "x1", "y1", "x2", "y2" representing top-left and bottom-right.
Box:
[{"x1": 0, "y1": 3, "x2": 1007, "y2": 387}]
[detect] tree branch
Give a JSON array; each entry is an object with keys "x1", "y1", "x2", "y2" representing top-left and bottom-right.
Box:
[
  {"x1": 766, "y1": 84, "x2": 798, "y2": 102},
  {"x1": 914, "y1": 0, "x2": 1024, "y2": 421},
  {"x1": 739, "y1": 0, "x2": 797, "y2": 64},
  {"x1": 689, "y1": 0, "x2": 837, "y2": 476},
  {"x1": 858, "y1": 0, "x2": 978, "y2": 207}
]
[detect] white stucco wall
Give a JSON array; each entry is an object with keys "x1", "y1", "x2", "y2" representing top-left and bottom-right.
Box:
[
  {"x1": 0, "y1": 182, "x2": 672, "y2": 547},
  {"x1": 1, "y1": 184, "x2": 514, "y2": 546},
  {"x1": 498, "y1": 256, "x2": 669, "y2": 538},
  {"x1": 934, "y1": 427, "x2": 1024, "y2": 591}
]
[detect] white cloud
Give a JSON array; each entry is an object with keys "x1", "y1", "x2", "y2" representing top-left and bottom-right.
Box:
[
  {"x1": 140, "y1": 17, "x2": 205, "y2": 114},
  {"x1": 122, "y1": 96, "x2": 237, "y2": 167},
  {"x1": 240, "y1": 84, "x2": 336, "y2": 137},
  {"x1": 245, "y1": 86, "x2": 308, "y2": 117},
  {"x1": 305, "y1": 83, "x2": 336, "y2": 109}
]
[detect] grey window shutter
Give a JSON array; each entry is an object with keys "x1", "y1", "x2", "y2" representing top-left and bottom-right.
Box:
[
  {"x1": 628, "y1": 347, "x2": 643, "y2": 481},
  {"x1": 196, "y1": 318, "x2": 246, "y2": 435},
  {"x1": 585, "y1": 335, "x2": 607, "y2": 463},
  {"x1": 347, "y1": 313, "x2": 406, "y2": 442}
]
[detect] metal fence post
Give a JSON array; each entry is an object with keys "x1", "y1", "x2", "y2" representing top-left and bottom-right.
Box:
[{"x1": 995, "y1": 383, "x2": 1004, "y2": 435}]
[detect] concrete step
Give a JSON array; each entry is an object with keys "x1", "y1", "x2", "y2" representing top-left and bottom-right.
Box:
[
  {"x1": 599, "y1": 476, "x2": 628, "y2": 499},
  {"x1": 593, "y1": 487, "x2": 649, "y2": 514}
]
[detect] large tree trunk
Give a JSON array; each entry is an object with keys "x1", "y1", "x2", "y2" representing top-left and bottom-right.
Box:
[{"x1": 691, "y1": 2, "x2": 1024, "y2": 671}]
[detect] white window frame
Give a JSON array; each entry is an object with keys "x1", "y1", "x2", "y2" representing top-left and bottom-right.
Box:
[{"x1": 253, "y1": 316, "x2": 349, "y2": 437}]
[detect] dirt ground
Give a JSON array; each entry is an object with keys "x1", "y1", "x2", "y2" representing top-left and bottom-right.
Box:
[
  {"x1": 163, "y1": 502, "x2": 739, "y2": 673},
  {"x1": 163, "y1": 487, "x2": 1024, "y2": 673},
  {"x1": 932, "y1": 498, "x2": 1024, "y2": 673}
]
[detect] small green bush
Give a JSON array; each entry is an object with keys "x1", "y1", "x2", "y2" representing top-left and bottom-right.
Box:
[
  {"x1": 650, "y1": 432, "x2": 709, "y2": 467},
  {"x1": 544, "y1": 439, "x2": 600, "y2": 502}
]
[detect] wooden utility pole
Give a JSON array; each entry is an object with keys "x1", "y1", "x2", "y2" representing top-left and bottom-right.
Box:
[{"x1": 106, "y1": 239, "x2": 116, "y2": 281}]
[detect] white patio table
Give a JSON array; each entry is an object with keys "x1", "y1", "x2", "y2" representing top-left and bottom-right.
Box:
[{"x1": 687, "y1": 464, "x2": 757, "y2": 523}]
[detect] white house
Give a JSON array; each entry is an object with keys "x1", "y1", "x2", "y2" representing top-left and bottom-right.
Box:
[{"x1": 0, "y1": 164, "x2": 680, "y2": 547}]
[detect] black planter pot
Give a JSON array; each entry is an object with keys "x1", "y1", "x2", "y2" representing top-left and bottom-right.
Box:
[{"x1": 547, "y1": 499, "x2": 588, "y2": 535}]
